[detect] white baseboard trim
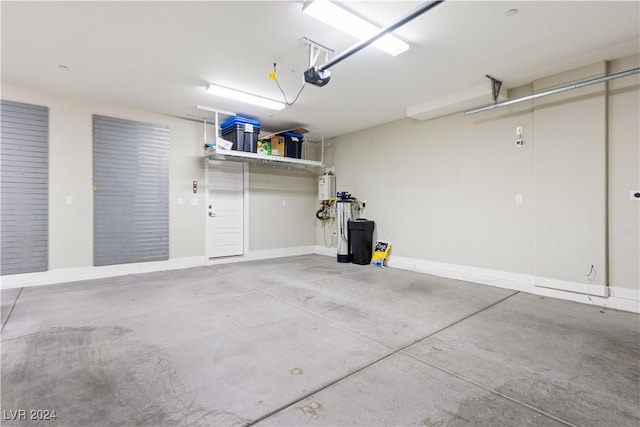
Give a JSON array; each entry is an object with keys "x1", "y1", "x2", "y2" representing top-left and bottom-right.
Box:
[
  {"x1": 0, "y1": 246, "x2": 317, "y2": 290},
  {"x1": 313, "y1": 245, "x2": 337, "y2": 257},
  {"x1": 242, "y1": 246, "x2": 316, "y2": 262},
  {"x1": 387, "y1": 256, "x2": 535, "y2": 292},
  {"x1": 0, "y1": 256, "x2": 208, "y2": 290},
  {"x1": 609, "y1": 286, "x2": 640, "y2": 301},
  {"x1": 385, "y1": 255, "x2": 638, "y2": 313},
  {"x1": 535, "y1": 276, "x2": 608, "y2": 297}
]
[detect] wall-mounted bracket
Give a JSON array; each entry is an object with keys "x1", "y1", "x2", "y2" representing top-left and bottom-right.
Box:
[
  {"x1": 486, "y1": 74, "x2": 503, "y2": 104},
  {"x1": 302, "y1": 37, "x2": 334, "y2": 68}
]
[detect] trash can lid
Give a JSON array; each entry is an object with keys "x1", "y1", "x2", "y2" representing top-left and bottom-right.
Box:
[{"x1": 348, "y1": 219, "x2": 375, "y2": 230}]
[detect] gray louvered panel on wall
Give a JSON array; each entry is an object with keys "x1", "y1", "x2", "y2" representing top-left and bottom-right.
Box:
[
  {"x1": 0, "y1": 100, "x2": 49, "y2": 275},
  {"x1": 93, "y1": 115, "x2": 169, "y2": 266}
]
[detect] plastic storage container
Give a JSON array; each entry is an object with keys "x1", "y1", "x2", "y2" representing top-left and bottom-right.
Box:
[
  {"x1": 220, "y1": 116, "x2": 260, "y2": 153},
  {"x1": 348, "y1": 219, "x2": 375, "y2": 265},
  {"x1": 281, "y1": 131, "x2": 305, "y2": 159}
]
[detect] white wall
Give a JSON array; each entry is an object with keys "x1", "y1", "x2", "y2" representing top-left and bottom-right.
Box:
[
  {"x1": 319, "y1": 88, "x2": 537, "y2": 274},
  {"x1": 248, "y1": 165, "x2": 317, "y2": 251},
  {"x1": 1, "y1": 85, "x2": 317, "y2": 276},
  {"x1": 533, "y1": 62, "x2": 607, "y2": 286},
  {"x1": 608, "y1": 55, "x2": 640, "y2": 290},
  {"x1": 318, "y1": 56, "x2": 639, "y2": 297}
]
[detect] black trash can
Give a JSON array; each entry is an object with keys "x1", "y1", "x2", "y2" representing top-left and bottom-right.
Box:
[{"x1": 348, "y1": 219, "x2": 375, "y2": 265}]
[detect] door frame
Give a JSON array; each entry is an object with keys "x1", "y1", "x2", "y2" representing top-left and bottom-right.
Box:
[{"x1": 204, "y1": 158, "x2": 250, "y2": 259}]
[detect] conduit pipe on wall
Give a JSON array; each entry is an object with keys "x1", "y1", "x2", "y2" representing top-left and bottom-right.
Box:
[{"x1": 464, "y1": 67, "x2": 640, "y2": 115}]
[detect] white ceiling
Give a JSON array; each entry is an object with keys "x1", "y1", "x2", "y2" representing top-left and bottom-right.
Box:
[{"x1": 2, "y1": 1, "x2": 639, "y2": 140}]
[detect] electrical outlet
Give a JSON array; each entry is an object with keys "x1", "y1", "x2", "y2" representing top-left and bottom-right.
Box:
[
  {"x1": 516, "y1": 126, "x2": 523, "y2": 137},
  {"x1": 515, "y1": 126, "x2": 524, "y2": 146},
  {"x1": 631, "y1": 190, "x2": 640, "y2": 201}
]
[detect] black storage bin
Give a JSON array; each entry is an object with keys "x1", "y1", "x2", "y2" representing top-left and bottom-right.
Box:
[
  {"x1": 348, "y1": 219, "x2": 375, "y2": 265},
  {"x1": 281, "y1": 131, "x2": 304, "y2": 159},
  {"x1": 220, "y1": 117, "x2": 260, "y2": 153}
]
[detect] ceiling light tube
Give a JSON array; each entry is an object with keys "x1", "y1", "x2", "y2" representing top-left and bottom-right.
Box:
[
  {"x1": 303, "y1": 0, "x2": 409, "y2": 56},
  {"x1": 205, "y1": 84, "x2": 285, "y2": 111}
]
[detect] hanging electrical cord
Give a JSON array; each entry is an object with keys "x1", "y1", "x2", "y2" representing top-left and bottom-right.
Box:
[
  {"x1": 323, "y1": 219, "x2": 336, "y2": 248},
  {"x1": 270, "y1": 63, "x2": 306, "y2": 106}
]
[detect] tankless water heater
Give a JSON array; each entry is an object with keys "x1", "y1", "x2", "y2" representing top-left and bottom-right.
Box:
[{"x1": 318, "y1": 174, "x2": 335, "y2": 201}]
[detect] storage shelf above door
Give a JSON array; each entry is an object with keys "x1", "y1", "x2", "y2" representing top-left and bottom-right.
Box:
[
  {"x1": 195, "y1": 106, "x2": 325, "y2": 169},
  {"x1": 205, "y1": 141, "x2": 323, "y2": 168}
]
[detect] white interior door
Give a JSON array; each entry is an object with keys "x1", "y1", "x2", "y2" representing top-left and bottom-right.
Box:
[{"x1": 206, "y1": 160, "x2": 244, "y2": 258}]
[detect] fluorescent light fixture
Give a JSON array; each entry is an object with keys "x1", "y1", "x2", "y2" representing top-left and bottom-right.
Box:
[
  {"x1": 302, "y1": 0, "x2": 409, "y2": 57},
  {"x1": 205, "y1": 84, "x2": 285, "y2": 111}
]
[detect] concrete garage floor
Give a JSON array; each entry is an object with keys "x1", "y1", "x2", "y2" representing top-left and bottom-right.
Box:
[{"x1": 1, "y1": 255, "x2": 638, "y2": 427}]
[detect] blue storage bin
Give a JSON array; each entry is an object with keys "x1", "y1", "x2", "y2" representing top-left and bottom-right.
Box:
[
  {"x1": 281, "y1": 131, "x2": 305, "y2": 159},
  {"x1": 220, "y1": 116, "x2": 260, "y2": 153}
]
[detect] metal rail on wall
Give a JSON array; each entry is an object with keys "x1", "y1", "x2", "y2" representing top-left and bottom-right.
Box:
[{"x1": 464, "y1": 67, "x2": 640, "y2": 115}]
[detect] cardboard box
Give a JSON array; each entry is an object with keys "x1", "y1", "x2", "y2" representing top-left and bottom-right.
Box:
[{"x1": 270, "y1": 135, "x2": 285, "y2": 157}]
